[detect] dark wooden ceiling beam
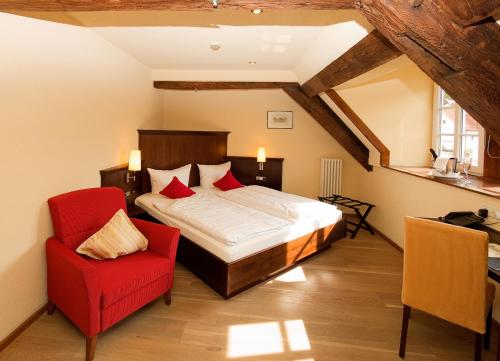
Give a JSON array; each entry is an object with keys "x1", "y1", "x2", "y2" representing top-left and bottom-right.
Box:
[
  {"x1": 0, "y1": 0, "x2": 355, "y2": 11},
  {"x1": 437, "y1": 0, "x2": 500, "y2": 27},
  {"x1": 358, "y1": 0, "x2": 500, "y2": 144},
  {"x1": 301, "y1": 30, "x2": 402, "y2": 97},
  {"x1": 326, "y1": 89, "x2": 389, "y2": 167},
  {"x1": 283, "y1": 86, "x2": 372, "y2": 171},
  {"x1": 154, "y1": 81, "x2": 299, "y2": 91}
]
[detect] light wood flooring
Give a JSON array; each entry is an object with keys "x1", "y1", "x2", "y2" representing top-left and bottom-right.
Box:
[{"x1": 1, "y1": 231, "x2": 498, "y2": 361}]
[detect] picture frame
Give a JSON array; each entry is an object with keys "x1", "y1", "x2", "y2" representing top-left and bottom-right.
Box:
[{"x1": 267, "y1": 111, "x2": 293, "y2": 129}]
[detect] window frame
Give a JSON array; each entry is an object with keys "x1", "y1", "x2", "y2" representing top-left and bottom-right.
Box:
[{"x1": 432, "y1": 85, "x2": 485, "y2": 175}]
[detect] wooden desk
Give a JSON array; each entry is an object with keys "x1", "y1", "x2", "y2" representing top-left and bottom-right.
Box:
[{"x1": 481, "y1": 222, "x2": 500, "y2": 282}]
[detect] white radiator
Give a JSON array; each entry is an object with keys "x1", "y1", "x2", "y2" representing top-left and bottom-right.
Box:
[{"x1": 320, "y1": 158, "x2": 342, "y2": 197}]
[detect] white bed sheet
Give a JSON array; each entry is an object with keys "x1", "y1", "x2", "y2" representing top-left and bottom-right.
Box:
[
  {"x1": 152, "y1": 189, "x2": 291, "y2": 246},
  {"x1": 135, "y1": 187, "x2": 342, "y2": 263}
]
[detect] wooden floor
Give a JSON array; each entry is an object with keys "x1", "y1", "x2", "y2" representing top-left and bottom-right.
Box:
[{"x1": 1, "y1": 231, "x2": 498, "y2": 361}]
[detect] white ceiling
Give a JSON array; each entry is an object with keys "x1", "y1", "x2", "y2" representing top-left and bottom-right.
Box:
[
  {"x1": 92, "y1": 25, "x2": 324, "y2": 70},
  {"x1": 50, "y1": 9, "x2": 373, "y2": 78}
]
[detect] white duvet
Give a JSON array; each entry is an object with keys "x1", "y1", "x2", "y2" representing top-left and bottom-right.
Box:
[
  {"x1": 218, "y1": 185, "x2": 338, "y2": 222},
  {"x1": 152, "y1": 191, "x2": 290, "y2": 246}
]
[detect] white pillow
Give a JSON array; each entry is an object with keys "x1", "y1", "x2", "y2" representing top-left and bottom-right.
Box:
[
  {"x1": 148, "y1": 164, "x2": 191, "y2": 194},
  {"x1": 198, "y1": 161, "x2": 231, "y2": 189}
]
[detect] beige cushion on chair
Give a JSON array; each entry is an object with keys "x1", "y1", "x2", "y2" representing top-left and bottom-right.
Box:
[
  {"x1": 403, "y1": 217, "x2": 493, "y2": 334},
  {"x1": 76, "y1": 209, "x2": 148, "y2": 260}
]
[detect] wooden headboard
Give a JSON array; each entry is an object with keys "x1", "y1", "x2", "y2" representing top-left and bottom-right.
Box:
[
  {"x1": 100, "y1": 130, "x2": 284, "y2": 194},
  {"x1": 138, "y1": 129, "x2": 230, "y2": 193}
]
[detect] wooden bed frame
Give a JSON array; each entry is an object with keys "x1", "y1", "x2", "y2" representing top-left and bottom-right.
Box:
[
  {"x1": 100, "y1": 129, "x2": 346, "y2": 299},
  {"x1": 176, "y1": 220, "x2": 346, "y2": 298}
]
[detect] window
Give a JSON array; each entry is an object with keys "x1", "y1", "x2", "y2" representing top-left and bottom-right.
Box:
[{"x1": 433, "y1": 86, "x2": 485, "y2": 174}]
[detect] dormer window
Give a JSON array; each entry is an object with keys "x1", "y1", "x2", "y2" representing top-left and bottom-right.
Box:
[{"x1": 433, "y1": 86, "x2": 485, "y2": 175}]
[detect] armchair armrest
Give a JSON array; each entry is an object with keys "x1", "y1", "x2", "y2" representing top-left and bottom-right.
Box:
[
  {"x1": 46, "y1": 237, "x2": 102, "y2": 336},
  {"x1": 131, "y1": 218, "x2": 180, "y2": 289},
  {"x1": 131, "y1": 218, "x2": 180, "y2": 260}
]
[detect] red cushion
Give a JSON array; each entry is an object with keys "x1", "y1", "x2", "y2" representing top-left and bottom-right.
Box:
[
  {"x1": 48, "y1": 187, "x2": 126, "y2": 250},
  {"x1": 213, "y1": 170, "x2": 244, "y2": 191},
  {"x1": 87, "y1": 251, "x2": 170, "y2": 309},
  {"x1": 160, "y1": 176, "x2": 195, "y2": 199}
]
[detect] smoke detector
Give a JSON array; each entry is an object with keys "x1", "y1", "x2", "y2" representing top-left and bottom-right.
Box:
[{"x1": 210, "y1": 42, "x2": 221, "y2": 51}]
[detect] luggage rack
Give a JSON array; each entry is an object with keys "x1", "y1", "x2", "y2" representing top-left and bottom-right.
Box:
[{"x1": 319, "y1": 195, "x2": 375, "y2": 239}]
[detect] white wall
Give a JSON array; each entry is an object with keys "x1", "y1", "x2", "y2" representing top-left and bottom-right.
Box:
[{"x1": 0, "y1": 13, "x2": 162, "y2": 341}]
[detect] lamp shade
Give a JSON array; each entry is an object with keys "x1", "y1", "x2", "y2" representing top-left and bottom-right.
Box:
[
  {"x1": 257, "y1": 147, "x2": 266, "y2": 163},
  {"x1": 128, "y1": 150, "x2": 141, "y2": 171}
]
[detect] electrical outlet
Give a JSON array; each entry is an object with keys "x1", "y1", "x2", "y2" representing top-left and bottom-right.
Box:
[{"x1": 256, "y1": 176, "x2": 266, "y2": 181}]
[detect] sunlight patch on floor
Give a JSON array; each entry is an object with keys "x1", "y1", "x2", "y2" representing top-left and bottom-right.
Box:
[
  {"x1": 284, "y1": 320, "x2": 311, "y2": 351},
  {"x1": 275, "y1": 266, "x2": 307, "y2": 283},
  {"x1": 227, "y1": 319, "x2": 312, "y2": 358},
  {"x1": 227, "y1": 322, "x2": 283, "y2": 358}
]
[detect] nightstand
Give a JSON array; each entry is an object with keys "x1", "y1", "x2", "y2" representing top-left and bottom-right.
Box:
[{"x1": 127, "y1": 203, "x2": 147, "y2": 219}]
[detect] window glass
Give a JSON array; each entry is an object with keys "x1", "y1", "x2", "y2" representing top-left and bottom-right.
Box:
[
  {"x1": 440, "y1": 108, "x2": 455, "y2": 134},
  {"x1": 435, "y1": 87, "x2": 483, "y2": 174},
  {"x1": 463, "y1": 112, "x2": 480, "y2": 134},
  {"x1": 441, "y1": 92, "x2": 455, "y2": 107},
  {"x1": 439, "y1": 135, "x2": 455, "y2": 157},
  {"x1": 461, "y1": 135, "x2": 480, "y2": 166}
]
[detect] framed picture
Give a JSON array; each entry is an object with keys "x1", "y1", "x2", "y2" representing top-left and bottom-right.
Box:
[{"x1": 267, "y1": 111, "x2": 293, "y2": 129}]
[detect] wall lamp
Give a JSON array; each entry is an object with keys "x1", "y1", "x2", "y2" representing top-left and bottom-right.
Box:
[
  {"x1": 127, "y1": 150, "x2": 141, "y2": 195},
  {"x1": 256, "y1": 146, "x2": 266, "y2": 181}
]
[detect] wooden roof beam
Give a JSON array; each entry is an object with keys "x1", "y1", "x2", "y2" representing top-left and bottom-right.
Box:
[
  {"x1": 301, "y1": 30, "x2": 402, "y2": 97},
  {"x1": 358, "y1": 0, "x2": 500, "y2": 144},
  {"x1": 0, "y1": 0, "x2": 356, "y2": 11},
  {"x1": 154, "y1": 81, "x2": 299, "y2": 91},
  {"x1": 283, "y1": 86, "x2": 372, "y2": 171},
  {"x1": 438, "y1": 0, "x2": 500, "y2": 27},
  {"x1": 326, "y1": 89, "x2": 390, "y2": 167}
]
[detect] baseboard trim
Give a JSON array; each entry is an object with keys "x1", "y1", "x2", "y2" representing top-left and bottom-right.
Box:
[
  {"x1": 0, "y1": 303, "x2": 48, "y2": 353},
  {"x1": 368, "y1": 222, "x2": 403, "y2": 253},
  {"x1": 344, "y1": 213, "x2": 403, "y2": 253}
]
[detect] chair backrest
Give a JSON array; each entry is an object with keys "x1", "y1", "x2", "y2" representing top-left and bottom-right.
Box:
[
  {"x1": 48, "y1": 187, "x2": 126, "y2": 250},
  {"x1": 403, "y1": 217, "x2": 489, "y2": 333}
]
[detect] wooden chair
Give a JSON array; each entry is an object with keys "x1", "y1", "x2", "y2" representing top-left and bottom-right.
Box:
[{"x1": 399, "y1": 217, "x2": 495, "y2": 361}]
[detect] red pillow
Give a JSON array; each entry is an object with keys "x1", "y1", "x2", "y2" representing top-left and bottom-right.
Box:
[
  {"x1": 213, "y1": 170, "x2": 244, "y2": 191},
  {"x1": 160, "y1": 176, "x2": 195, "y2": 199}
]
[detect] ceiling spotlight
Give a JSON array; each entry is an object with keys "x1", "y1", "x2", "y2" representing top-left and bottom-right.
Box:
[
  {"x1": 211, "y1": 0, "x2": 218, "y2": 9},
  {"x1": 248, "y1": 61, "x2": 257, "y2": 65},
  {"x1": 210, "y1": 42, "x2": 221, "y2": 51},
  {"x1": 251, "y1": 9, "x2": 264, "y2": 14}
]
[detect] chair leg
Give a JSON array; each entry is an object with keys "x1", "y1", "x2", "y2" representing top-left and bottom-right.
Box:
[
  {"x1": 164, "y1": 290, "x2": 171, "y2": 306},
  {"x1": 474, "y1": 332, "x2": 482, "y2": 361},
  {"x1": 485, "y1": 307, "x2": 492, "y2": 350},
  {"x1": 47, "y1": 300, "x2": 55, "y2": 315},
  {"x1": 399, "y1": 305, "x2": 411, "y2": 358},
  {"x1": 497, "y1": 326, "x2": 500, "y2": 361},
  {"x1": 86, "y1": 335, "x2": 97, "y2": 361}
]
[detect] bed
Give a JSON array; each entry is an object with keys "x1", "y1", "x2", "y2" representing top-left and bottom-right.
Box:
[{"x1": 101, "y1": 130, "x2": 346, "y2": 298}]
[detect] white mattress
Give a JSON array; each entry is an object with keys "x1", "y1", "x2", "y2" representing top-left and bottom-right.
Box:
[{"x1": 135, "y1": 187, "x2": 342, "y2": 263}]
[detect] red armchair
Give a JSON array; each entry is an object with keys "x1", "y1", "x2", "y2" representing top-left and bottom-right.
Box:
[{"x1": 46, "y1": 187, "x2": 180, "y2": 361}]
